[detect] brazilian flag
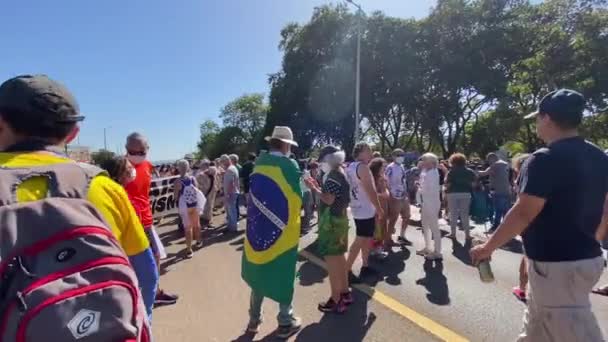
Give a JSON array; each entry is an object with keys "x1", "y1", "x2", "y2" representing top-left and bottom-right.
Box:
[{"x1": 242, "y1": 152, "x2": 302, "y2": 304}]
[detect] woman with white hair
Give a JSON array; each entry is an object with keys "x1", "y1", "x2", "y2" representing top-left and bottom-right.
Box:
[
  {"x1": 305, "y1": 145, "x2": 353, "y2": 313},
  {"x1": 417, "y1": 153, "x2": 443, "y2": 260},
  {"x1": 173, "y1": 159, "x2": 204, "y2": 258}
]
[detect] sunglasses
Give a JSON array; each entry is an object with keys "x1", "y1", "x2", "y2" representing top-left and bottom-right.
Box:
[{"x1": 127, "y1": 151, "x2": 147, "y2": 156}]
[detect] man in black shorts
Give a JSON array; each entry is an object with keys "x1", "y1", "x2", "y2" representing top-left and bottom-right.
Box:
[{"x1": 345, "y1": 143, "x2": 384, "y2": 282}]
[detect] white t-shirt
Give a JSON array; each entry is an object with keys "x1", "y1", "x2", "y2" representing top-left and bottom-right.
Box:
[
  {"x1": 345, "y1": 161, "x2": 376, "y2": 219},
  {"x1": 385, "y1": 162, "x2": 407, "y2": 199},
  {"x1": 419, "y1": 168, "x2": 441, "y2": 208}
]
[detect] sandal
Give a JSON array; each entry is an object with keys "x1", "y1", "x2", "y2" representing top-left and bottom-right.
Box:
[{"x1": 512, "y1": 287, "x2": 527, "y2": 303}]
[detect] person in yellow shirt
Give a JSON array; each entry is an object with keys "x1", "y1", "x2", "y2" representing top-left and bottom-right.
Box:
[{"x1": 0, "y1": 74, "x2": 158, "y2": 321}]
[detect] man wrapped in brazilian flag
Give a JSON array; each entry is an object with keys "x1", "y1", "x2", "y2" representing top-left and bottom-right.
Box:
[{"x1": 242, "y1": 126, "x2": 303, "y2": 339}]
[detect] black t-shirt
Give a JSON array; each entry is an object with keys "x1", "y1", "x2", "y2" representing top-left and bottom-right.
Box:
[
  {"x1": 519, "y1": 137, "x2": 608, "y2": 262},
  {"x1": 321, "y1": 170, "x2": 350, "y2": 217},
  {"x1": 240, "y1": 161, "x2": 255, "y2": 193}
]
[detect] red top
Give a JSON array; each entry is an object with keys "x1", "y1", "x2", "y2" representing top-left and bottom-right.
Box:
[{"x1": 125, "y1": 160, "x2": 154, "y2": 228}]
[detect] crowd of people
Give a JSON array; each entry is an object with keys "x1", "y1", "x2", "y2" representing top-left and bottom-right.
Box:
[{"x1": 0, "y1": 74, "x2": 606, "y2": 342}]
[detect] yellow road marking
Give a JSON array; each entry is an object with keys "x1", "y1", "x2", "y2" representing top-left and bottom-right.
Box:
[{"x1": 299, "y1": 250, "x2": 469, "y2": 342}]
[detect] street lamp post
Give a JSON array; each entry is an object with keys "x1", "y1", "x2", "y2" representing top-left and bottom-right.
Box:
[
  {"x1": 103, "y1": 126, "x2": 111, "y2": 151},
  {"x1": 346, "y1": 0, "x2": 364, "y2": 144}
]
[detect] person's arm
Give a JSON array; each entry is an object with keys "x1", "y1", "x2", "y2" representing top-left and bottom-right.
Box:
[
  {"x1": 87, "y1": 176, "x2": 150, "y2": 256},
  {"x1": 305, "y1": 177, "x2": 336, "y2": 205},
  {"x1": 444, "y1": 170, "x2": 452, "y2": 190},
  {"x1": 471, "y1": 153, "x2": 553, "y2": 264},
  {"x1": 595, "y1": 193, "x2": 608, "y2": 242},
  {"x1": 359, "y1": 163, "x2": 383, "y2": 217},
  {"x1": 479, "y1": 194, "x2": 545, "y2": 252},
  {"x1": 229, "y1": 170, "x2": 237, "y2": 194},
  {"x1": 173, "y1": 179, "x2": 181, "y2": 201},
  {"x1": 477, "y1": 166, "x2": 491, "y2": 177}
]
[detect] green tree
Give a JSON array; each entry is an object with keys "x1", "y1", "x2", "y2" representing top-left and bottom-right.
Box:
[
  {"x1": 220, "y1": 93, "x2": 268, "y2": 143},
  {"x1": 91, "y1": 149, "x2": 116, "y2": 166},
  {"x1": 196, "y1": 120, "x2": 220, "y2": 159}
]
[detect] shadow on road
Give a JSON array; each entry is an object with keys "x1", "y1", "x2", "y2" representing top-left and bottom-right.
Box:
[
  {"x1": 295, "y1": 291, "x2": 375, "y2": 342},
  {"x1": 298, "y1": 261, "x2": 328, "y2": 286},
  {"x1": 415, "y1": 260, "x2": 450, "y2": 306},
  {"x1": 452, "y1": 238, "x2": 473, "y2": 266},
  {"x1": 374, "y1": 247, "x2": 410, "y2": 286}
]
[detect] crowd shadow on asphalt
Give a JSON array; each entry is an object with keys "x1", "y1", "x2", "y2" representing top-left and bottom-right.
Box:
[
  {"x1": 294, "y1": 291, "x2": 375, "y2": 342},
  {"x1": 415, "y1": 260, "x2": 450, "y2": 306},
  {"x1": 373, "y1": 247, "x2": 410, "y2": 286},
  {"x1": 452, "y1": 238, "x2": 473, "y2": 266}
]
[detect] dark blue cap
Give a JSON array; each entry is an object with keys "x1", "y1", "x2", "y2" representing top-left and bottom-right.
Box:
[{"x1": 525, "y1": 89, "x2": 585, "y2": 126}]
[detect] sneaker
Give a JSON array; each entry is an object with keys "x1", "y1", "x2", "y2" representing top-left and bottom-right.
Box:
[
  {"x1": 512, "y1": 287, "x2": 527, "y2": 303},
  {"x1": 194, "y1": 240, "x2": 204, "y2": 249},
  {"x1": 185, "y1": 250, "x2": 194, "y2": 259},
  {"x1": 155, "y1": 290, "x2": 178, "y2": 306},
  {"x1": 425, "y1": 252, "x2": 443, "y2": 261},
  {"x1": 318, "y1": 298, "x2": 346, "y2": 314},
  {"x1": 416, "y1": 248, "x2": 431, "y2": 256},
  {"x1": 246, "y1": 320, "x2": 262, "y2": 334},
  {"x1": 341, "y1": 291, "x2": 354, "y2": 306},
  {"x1": 445, "y1": 232, "x2": 456, "y2": 239},
  {"x1": 276, "y1": 317, "x2": 302, "y2": 339},
  {"x1": 348, "y1": 271, "x2": 361, "y2": 284}
]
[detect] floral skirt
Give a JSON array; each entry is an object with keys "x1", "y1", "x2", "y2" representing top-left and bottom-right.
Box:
[{"x1": 317, "y1": 208, "x2": 349, "y2": 257}]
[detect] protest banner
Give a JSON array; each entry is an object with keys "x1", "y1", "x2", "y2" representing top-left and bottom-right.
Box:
[{"x1": 150, "y1": 175, "x2": 179, "y2": 219}]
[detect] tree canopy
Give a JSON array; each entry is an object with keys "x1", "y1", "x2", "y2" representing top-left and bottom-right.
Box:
[{"x1": 200, "y1": 0, "x2": 608, "y2": 160}]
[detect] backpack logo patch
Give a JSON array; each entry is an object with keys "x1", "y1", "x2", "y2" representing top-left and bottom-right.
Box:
[{"x1": 68, "y1": 309, "x2": 100, "y2": 339}]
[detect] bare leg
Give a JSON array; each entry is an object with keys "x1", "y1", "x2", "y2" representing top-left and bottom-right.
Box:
[
  {"x1": 519, "y1": 257, "x2": 528, "y2": 291},
  {"x1": 185, "y1": 225, "x2": 193, "y2": 253},
  {"x1": 326, "y1": 256, "x2": 342, "y2": 302},
  {"x1": 361, "y1": 237, "x2": 372, "y2": 267},
  {"x1": 346, "y1": 238, "x2": 363, "y2": 271},
  {"x1": 400, "y1": 199, "x2": 411, "y2": 238},
  {"x1": 339, "y1": 255, "x2": 348, "y2": 294}
]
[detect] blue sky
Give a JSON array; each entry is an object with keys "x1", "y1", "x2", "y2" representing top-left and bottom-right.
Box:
[{"x1": 0, "y1": 0, "x2": 437, "y2": 161}]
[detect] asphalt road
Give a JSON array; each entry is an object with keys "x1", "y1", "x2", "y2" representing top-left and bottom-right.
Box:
[{"x1": 151, "y1": 208, "x2": 608, "y2": 342}]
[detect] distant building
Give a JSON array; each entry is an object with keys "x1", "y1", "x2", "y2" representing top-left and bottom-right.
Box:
[{"x1": 67, "y1": 145, "x2": 91, "y2": 163}]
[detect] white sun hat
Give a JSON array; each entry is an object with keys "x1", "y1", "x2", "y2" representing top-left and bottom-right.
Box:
[{"x1": 265, "y1": 126, "x2": 299, "y2": 147}]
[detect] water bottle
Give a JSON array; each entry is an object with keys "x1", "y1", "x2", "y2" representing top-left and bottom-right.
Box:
[
  {"x1": 473, "y1": 239, "x2": 495, "y2": 283},
  {"x1": 478, "y1": 259, "x2": 495, "y2": 283}
]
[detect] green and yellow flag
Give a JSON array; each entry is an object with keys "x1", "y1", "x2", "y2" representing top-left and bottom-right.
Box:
[{"x1": 241, "y1": 152, "x2": 302, "y2": 304}]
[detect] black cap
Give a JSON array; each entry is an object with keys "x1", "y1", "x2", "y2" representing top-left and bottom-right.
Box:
[
  {"x1": 525, "y1": 89, "x2": 584, "y2": 127},
  {"x1": 318, "y1": 145, "x2": 339, "y2": 162},
  {"x1": 0, "y1": 75, "x2": 83, "y2": 123}
]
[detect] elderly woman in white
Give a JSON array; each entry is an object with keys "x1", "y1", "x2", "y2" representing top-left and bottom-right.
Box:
[{"x1": 416, "y1": 153, "x2": 443, "y2": 260}]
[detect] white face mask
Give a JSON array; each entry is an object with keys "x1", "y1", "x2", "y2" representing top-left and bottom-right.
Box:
[
  {"x1": 320, "y1": 162, "x2": 332, "y2": 174},
  {"x1": 395, "y1": 157, "x2": 405, "y2": 164},
  {"x1": 127, "y1": 154, "x2": 146, "y2": 165}
]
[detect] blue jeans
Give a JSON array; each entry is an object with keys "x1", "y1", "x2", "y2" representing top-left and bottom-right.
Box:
[
  {"x1": 491, "y1": 193, "x2": 511, "y2": 229},
  {"x1": 226, "y1": 192, "x2": 239, "y2": 231},
  {"x1": 129, "y1": 247, "x2": 159, "y2": 323},
  {"x1": 249, "y1": 290, "x2": 296, "y2": 327}
]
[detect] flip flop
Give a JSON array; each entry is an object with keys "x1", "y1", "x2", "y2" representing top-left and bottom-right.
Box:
[
  {"x1": 512, "y1": 287, "x2": 527, "y2": 303},
  {"x1": 591, "y1": 287, "x2": 608, "y2": 297}
]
